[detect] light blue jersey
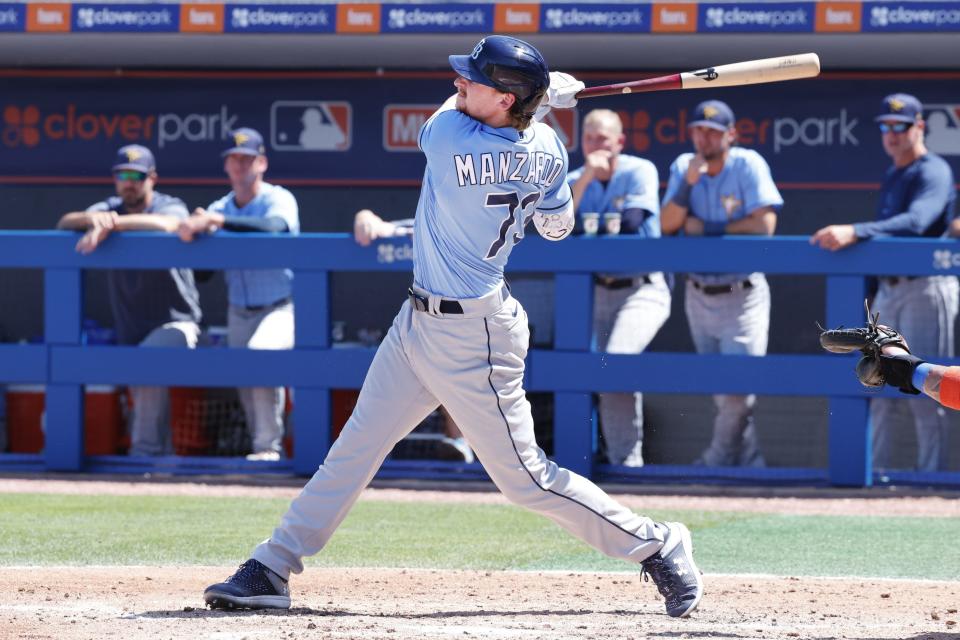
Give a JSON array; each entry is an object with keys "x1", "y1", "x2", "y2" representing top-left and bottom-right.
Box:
[
  {"x1": 662, "y1": 147, "x2": 782, "y2": 284},
  {"x1": 414, "y1": 106, "x2": 573, "y2": 299},
  {"x1": 567, "y1": 154, "x2": 660, "y2": 238},
  {"x1": 208, "y1": 182, "x2": 300, "y2": 307}
]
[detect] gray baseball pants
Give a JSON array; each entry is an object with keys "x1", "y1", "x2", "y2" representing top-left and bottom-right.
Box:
[
  {"x1": 871, "y1": 275, "x2": 958, "y2": 472},
  {"x1": 228, "y1": 301, "x2": 295, "y2": 456},
  {"x1": 593, "y1": 272, "x2": 671, "y2": 466},
  {"x1": 128, "y1": 321, "x2": 200, "y2": 456},
  {"x1": 684, "y1": 273, "x2": 769, "y2": 467},
  {"x1": 252, "y1": 288, "x2": 665, "y2": 579}
]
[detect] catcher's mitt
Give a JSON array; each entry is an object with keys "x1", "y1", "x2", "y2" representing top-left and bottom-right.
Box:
[{"x1": 819, "y1": 300, "x2": 925, "y2": 394}]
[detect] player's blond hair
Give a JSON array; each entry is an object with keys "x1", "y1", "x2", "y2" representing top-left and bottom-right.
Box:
[{"x1": 582, "y1": 109, "x2": 623, "y2": 134}]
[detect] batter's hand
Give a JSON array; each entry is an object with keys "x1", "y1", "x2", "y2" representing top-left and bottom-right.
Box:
[
  {"x1": 810, "y1": 224, "x2": 857, "y2": 251},
  {"x1": 533, "y1": 72, "x2": 585, "y2": 121},
  {"x1": 684, "y1": 216, "x2": 705, "y2": 236},
  {"x1": 685, "y1": 155, "x2": 708, "y2": 186}
]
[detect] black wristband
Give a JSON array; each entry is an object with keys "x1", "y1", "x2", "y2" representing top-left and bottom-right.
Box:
[
  {"x1": 878, "y1": 353, "x2": 926, "y2": 395},
  {"x1": 672, "y1": 181, "x2": 694, "y2": 209}
]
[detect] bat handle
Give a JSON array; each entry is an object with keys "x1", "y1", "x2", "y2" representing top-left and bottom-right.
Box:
[{"x1": 576, "y1": 74, "x2": 683, "y2": 100}]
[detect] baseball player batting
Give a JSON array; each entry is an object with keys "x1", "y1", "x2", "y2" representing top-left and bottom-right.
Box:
[{"x1": 203, "y1": 35, "x2": 703, "y2": 618}]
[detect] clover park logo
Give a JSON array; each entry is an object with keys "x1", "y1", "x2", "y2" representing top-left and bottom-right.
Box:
[
  {"x1": 706, "y1": 7, "x2": 725, "y2": 28},
  {"x1": 2, "y1": 105, "x2": 40, "y2": 147},
  {"x1": 871, "y1": 6, "x2": 889, "y2": 27}
]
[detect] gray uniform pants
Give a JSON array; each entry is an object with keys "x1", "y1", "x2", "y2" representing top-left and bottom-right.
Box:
[
  {"x1": 252, "y1": 289, "x2": 665, "y2": 579},
  {"x1": 871, "y1": 275, "x2": 958, "y2": 472},
  {"x1": 684, "y1": 273, "x2": 769, "y2": 467},
  {"x1": 128, "y1": 321, "x2": 200, "y2": 456},
  {"x1": 228, "y1": 301, "x2": 295, "y2": 455},
  {"x1": 593, "y1": 273, "x2": 671, "y2": 466}
]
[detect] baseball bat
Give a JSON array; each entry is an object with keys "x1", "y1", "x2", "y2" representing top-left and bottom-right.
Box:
[{"x1": 575, "y1": 53, "x2": 821, "y2": 100}]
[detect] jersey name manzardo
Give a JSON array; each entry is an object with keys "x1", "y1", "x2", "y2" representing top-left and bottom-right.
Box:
[{"x1": 453, "y1": 151, "x2": 565, "y2": 189}]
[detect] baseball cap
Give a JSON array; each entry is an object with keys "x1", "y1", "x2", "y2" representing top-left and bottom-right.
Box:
[
  {"x1": 222, "y1": 127, "x2": 266, "y2": 157},
  {"x1": 688, "y1": 100, "x2": 736, "y2": 131},
  {"x1": 111, "y1": 144, "x2": 155, "y2": 173},
  {"x1": 874, "y1": 93, "x2": 923, "y2": 123}
]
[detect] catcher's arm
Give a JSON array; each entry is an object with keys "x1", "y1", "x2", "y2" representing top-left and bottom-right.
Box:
[{"x1": 880, "y1": 343, "x2": 960, "y2": 410}]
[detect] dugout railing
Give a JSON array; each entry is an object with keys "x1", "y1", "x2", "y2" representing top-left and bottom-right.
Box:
[{"x1": 1, "y1": 231, "x2": 959, "y2": 488}]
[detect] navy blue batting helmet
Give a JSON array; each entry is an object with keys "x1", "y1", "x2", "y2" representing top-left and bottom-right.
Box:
[{"x1": 449, "y1": 36, "x2": 549, "y2": 116}]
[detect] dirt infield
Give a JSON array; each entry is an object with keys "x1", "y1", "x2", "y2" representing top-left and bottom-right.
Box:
[
  {"x1": 4, "y1": 567, "x2": 958, "y2": 640},
  {"x1": 3, "y1": 476, "x2": 960, "y2": 639}
]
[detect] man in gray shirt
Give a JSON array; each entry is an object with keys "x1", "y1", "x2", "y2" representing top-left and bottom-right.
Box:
[{"x1": 57, "y1": 144, "x2": 202, "y2": 456}]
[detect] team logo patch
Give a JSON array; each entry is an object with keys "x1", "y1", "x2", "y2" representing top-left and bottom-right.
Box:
[
  {"x1": 270, "y1": 101, "x2": 352, "y2": 151},
  {"x1": 721, "y1": 194, "x2": 742, "y2": 217},
  {"x1": 888, "y1": 98, "x2": 905, "y2": 112},
  {"x1": 703, "y1": 105, "x2": 719, "y2": 118}
]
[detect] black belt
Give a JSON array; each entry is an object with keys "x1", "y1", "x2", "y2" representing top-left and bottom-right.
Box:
[
  {"x1": 243, "y1": 296, "x2": 292, "y2": 312},
  {"x1": 690, "y1": 279, "x2": 753, "y2": 295},
  {"x1": 881, "y1": 276, "x2": 918, "y2": 286},
  {"x1": 595, "y1": 275, "x2": 653, "y2": 290},
  {"x1": 407, "y1": 288, "x2": 463, "y2": 314}
]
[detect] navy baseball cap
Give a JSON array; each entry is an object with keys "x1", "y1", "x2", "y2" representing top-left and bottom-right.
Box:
[
  {"x1": 689, "y1": 100, "x2": 736, "y2": 131},
  {"x1": 111, "y1": 145, "x2": 155, "y2": 173},
  {"x1": 222, "y1": 127, "x2": 266, "y2": 157},
  {"x1": 875, "y1": 93, "x2": 923, "y2": 123}
]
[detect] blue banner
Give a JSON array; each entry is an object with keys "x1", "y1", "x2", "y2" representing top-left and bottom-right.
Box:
[
  {"x1": 0, "y1": 3, "x2": 24, "y2": 32},
  {"x1": 0, "y1": 73, "x2": 959, "y2": 186},
  {"x1": 382, "y1": 4, "x2": 491, "y2": 32},
  {"x1": 72, "y1": 3, "x2": 178, "y2": 32},
  {"x1": 863, "y1": 2, "x2": 960, "y2": 32},
  {"x1": 224, "y1": 4, "x2": 335, "y2": 33},
  {"x1": 698, "y1": 2, "x2": 813, "y2": 32},
  {"x1": 541, "y1": 3, "x2": 650, "y2": 32}
]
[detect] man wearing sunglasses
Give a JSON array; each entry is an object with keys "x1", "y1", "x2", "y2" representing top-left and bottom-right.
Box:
[
  {"x1": 56, "y1": 144, "x2": 202, "y2": 456},
  {"x1": 177, "y1": 128, "x2": 299, "y2": 462},
  {"x1": 811, "y1": 93, "x2": 958, "y2": 472}
]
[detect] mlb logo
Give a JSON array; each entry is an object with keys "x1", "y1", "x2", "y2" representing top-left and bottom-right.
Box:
[
  {"x1": 924, "y1": 104, "x2": 960, "y2": 156},
  {"x1": 383, "y1": 104, "x2": 437, "y2": 151},
  {"x1": 270, "y1": 101, "x2": 352, "y2": 151},
  {"x1": 545, "y1": 109, "x2": 578, "y2": 152}
]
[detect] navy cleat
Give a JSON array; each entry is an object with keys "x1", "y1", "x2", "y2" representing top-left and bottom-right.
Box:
[
  {"x1": 204, "y1": 559, "x2": 291, "y2": 610},
  {"x1": 641, "y1": 522, "x2": 704, "y2": 618}
]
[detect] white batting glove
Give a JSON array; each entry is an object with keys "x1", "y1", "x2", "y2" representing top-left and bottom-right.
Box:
[{"x1": 534, "y1": 72, "x2": 585, "y2": 121}]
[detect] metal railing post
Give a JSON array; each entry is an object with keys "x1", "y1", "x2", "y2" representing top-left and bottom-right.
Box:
[
  {"x1": 292, "y1": 269, "x2": 331, "y2": 476},
  {"x1": 825, "y1": 275, "x2": 870, "y2": 487},
  {"x1": 44, "y1": 268, "x2": 84, "y2": 471},
  {"x1": 551, "y1": 273, "x2": 594, "y2": 478}
]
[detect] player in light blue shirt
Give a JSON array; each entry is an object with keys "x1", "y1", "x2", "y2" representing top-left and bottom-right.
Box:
[
  {"x1": 662, "y1": 100, "x2": 782, "y2": 468},
  {"x1": 567, "y1": 109, "x2": 670, "y2": 468},
  {"x1": 204, "y1": 37, "x2": 703, "y2": 619},
  {"x1": 179, "y1": 128, "x2": 299, "y2": 461},
  {"x1": 413, "y1": 92, "x2": 573, "y2": 299}
]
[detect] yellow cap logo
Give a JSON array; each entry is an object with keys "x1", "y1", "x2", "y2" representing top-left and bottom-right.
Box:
[
  {"x1": 889, "y1": 98, "x2": 905, "y2": 112},
  {"x1": 124, "y1": 148, "x2": 141, "y2": 161},
  {"x1": 234, "y1": 132, "x2": 249, "y2": 146},
  {"x1": 703, "y1": 105, "x2": 719, "y2": 119}
]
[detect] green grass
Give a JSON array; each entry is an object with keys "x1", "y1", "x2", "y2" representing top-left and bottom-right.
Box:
[{"x1": 2, "y1": 493, "x2": 957, "y2": 580}]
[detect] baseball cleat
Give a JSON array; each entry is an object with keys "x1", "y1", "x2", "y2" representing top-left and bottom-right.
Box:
[
  {"x1": 641, "y1": 522, "x2": 704, "y2": 618},
  {"x1": 204, "y1": 559, "x2": 291, "y2": 610}
]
